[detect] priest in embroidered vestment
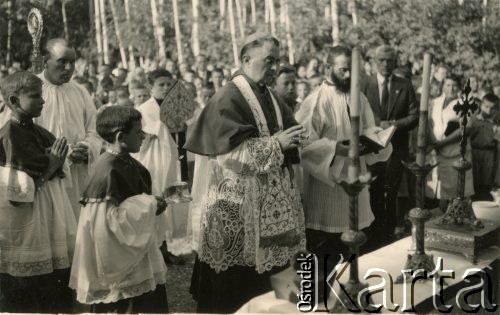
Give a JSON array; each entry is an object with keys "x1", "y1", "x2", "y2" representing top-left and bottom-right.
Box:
[
  {"x1": 185, "y1": 33, "x2": 306, "y2": 313},
  {"x1": 295, "y1": 46, "x2": 392, "y2": 280}
]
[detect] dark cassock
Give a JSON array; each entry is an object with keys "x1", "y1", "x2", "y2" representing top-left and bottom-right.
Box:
[{"x1": 185, "y1": 67, "x2": 306, "y2": 313}]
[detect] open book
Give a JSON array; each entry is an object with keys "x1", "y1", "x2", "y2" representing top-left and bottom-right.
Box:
[{"x1": 343, "y1": 125, "x2": 396, "y2": 155}]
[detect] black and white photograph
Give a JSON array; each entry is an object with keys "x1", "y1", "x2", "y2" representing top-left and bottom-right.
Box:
[{"x1": 0, "y1": 0, "x2": 499, "y2": 313}]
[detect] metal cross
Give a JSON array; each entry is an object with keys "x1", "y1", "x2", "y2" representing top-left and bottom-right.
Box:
[{"x1": 453, "y1": 79, "x2": 478, "y2": 158}]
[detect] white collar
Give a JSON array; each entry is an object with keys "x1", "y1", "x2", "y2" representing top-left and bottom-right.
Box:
[{"x1": 376, "y1": 72, "x2": 391, "y2": 85}]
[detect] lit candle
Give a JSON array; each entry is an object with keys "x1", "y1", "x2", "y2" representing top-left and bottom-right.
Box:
[
  {"x1": 416, "y1": 53, "x2": 432, "y2": 167},
  {"x1": 348, "y1": 47, "x2": 361, "y2": 183}
]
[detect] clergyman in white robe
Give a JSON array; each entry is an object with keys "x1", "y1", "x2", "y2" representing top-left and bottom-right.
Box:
[
  {"x1": 36, "y1": 72, "x2": 102, "y2": 219},
  {"x1": 295, "y1": 80, "x2": 392, "y2": 235}
]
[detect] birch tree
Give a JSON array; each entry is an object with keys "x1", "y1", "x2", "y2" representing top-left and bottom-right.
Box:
[
  {"x1": 250, "y1": 0, "x2": 256, "y2": 26},
  {"x1": 192, "y1": 0, "x2": 200, "y2": 56},
  {"x1": 284, "y1": 0, "x2": 294, "y2": 64},
  {"x1": 151, "y1": 0, "x2": 167, "y2": 65},
  {"x1": 219, "y1": 0, "x2": 226, "y2": 34},
  {"x1": 124, "y1": 0, "x2": 135, "y2": 69},
  {"x1": 228, "y1": 0, "x2": 239, "y2": 66},
  {"x1": 94, "y1": 0, "x2": 103, "y2": 66},
  {"x1": 268, "y1": 0, "x2": 276, "y2": 34},
  {"x1": 109, "y1": 0, "x2": 127, "y2": 68},
  {"x1": 331, "y1": 0, "x2": 340, "y2": 45},
  {"x1": 99, "y1": 0, "x2": 110, "y2": 64},
  {"x1": 172, "y1": 0, "x2": 184, "y2": 64},
  {"x1": 235, "y1": 0, "x2": 245, "y2": 38}
]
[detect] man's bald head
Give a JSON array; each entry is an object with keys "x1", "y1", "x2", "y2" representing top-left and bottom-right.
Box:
[
  {"x1": 44, "y1": 38, "x2": 75, "y2": 60},
  {"x1": 374, "y1": 44, "x2": 397, "y2": 77},
  {"x1": 43, "y1": 38, "x2": 76, "y2": 85}
]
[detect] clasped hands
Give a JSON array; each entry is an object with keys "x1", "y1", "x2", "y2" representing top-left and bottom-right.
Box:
[{"x1": 69, "y1": 142, "x2": 89, "y2": 164}]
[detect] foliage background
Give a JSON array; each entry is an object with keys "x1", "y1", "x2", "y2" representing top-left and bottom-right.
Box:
[{"x1": 1, "y1": 0, "x2": 500, "y2": 83}]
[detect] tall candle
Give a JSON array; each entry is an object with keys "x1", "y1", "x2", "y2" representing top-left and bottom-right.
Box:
[
  {"x1": 348, "y1": 47, "x2": 361, "y2": 183},
  {"x1": 176, "y1": 159, "x2": 182, "y2": 182},
  {"x1": 416, "y1": 53, "x2": 432, "y2": 167}
]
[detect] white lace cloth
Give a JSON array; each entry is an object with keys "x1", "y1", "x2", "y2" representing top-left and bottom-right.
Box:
[
  {"x1": 0, "y1": 167, "x2": 76, "y2": 276},
  {"x1": 69, "y1": 194, "x2": 167, "y2": 304}
]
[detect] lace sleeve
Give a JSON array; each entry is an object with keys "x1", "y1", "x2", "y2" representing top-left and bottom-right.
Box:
[{"x1": 217, "y1": 136, "x2": 284, "y2": 175}]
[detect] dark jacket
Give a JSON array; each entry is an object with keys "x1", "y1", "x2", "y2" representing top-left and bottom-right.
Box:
[{"x1": 361, "y1": 74, "x2": 418, "y2": 155}]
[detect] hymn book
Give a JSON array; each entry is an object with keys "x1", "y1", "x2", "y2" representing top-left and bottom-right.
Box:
[{"x1": 343, "y1": 125, "x2": 396, "y2": 155}]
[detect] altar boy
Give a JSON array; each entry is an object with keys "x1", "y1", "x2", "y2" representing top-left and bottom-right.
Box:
[{"x1": 133, "y1": 69, "x2": 186, "y2": 264}]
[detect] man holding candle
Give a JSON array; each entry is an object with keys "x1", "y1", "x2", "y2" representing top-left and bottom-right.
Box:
[
  {"x1": 295, "y1": 45, "x2": 392, "y2": 298},
  {"x1": 185, "y1": 32, "x2": 306, "y2": 313},
  {"x1": 361, "y1": 45, "x2": 418, "y2": 245}
]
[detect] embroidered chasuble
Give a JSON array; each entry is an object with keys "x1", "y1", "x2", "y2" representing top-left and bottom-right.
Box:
[{"x1": 185, "y1": 72, "x2": 305, "y2": 273}]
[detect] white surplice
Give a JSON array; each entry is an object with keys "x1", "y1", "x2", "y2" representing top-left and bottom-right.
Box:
[
  {"x1": 295, "y1": 81, "x2": 392, "y2": 233},
  {"x1": 69, "y1": 194, "x2": 167, "y2": 304},
  {"x1": 36, "y1": 72, "x2": 102, "y2": 219},
  {"x1": 0, "y1": 167, "x2": 76, "y2": 277},
  {"x1": 133, "y1": 97, "x2": 191, "y2": 254}
]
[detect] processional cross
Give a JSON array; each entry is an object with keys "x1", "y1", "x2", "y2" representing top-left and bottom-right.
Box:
[{"x1": 453, "y1": 80, "x2": 478, "y2": 163}]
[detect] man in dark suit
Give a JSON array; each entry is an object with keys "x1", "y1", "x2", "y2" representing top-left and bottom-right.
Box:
[{"x1": 361, "y1": 45, "x2": 418, "y2": 246}]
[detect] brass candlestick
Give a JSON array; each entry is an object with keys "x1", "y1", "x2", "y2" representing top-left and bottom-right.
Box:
[{"x1": 396, "y1": 53, "x2": 437, "y2": 283}]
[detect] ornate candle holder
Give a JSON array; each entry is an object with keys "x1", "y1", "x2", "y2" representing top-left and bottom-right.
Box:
[
  {"x1": 396, "y1": 161, "x2": 437, "y2": 283},
  {"x1": 425, "y1": 80, "x2": 500, "y2": 263},
  {"x1": 331, "y1": 174, "x2": 375, "y2": 313}
]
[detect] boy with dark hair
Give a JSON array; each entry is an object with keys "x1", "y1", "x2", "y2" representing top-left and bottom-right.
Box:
[
  {"x1": 70, "y1": 106, "x2": 169, "y2": 313},
  {"x1": 470, "y1": 93, "x2": 500, "y2": 199},
  {"x1": 0, "y1": 71, "x2": 76, "y2": 313}
]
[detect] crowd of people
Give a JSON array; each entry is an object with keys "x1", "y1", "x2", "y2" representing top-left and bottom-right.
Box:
[{"x1": 0, "y1": 32, "x2": 499, "y2": 314}]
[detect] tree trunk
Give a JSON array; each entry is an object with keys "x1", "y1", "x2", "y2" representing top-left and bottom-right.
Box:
[
  {"x1": 94, "y1": 0, "x2": 103, "y2": 67},
  {"x1": 279, "y1": 0, "x2": 285, "y2": 30},
  {"x1": 124, "y1": 0, "x2": 135, "y2": 69},
  {"x1": 219, "y1": 0, "x2": 226, "y2": 34},
  {"x1": 250, "y1": 0, "x2": 256, "y2": 26},
  {"x1": 483, "y1": 0, "x2": 488, "y2": 27},
  {"x1": 228, "y1": 0, "x2": 239, "y2": 66},
  {"x1": 268, "y1": 0, "x2": 276, "y2": 34},
  {"x1": 99, "y1": 0, "x2": 110, "y2": 64},
  {"x1": 172, "y1": 0, "x2": 184, "y2": 64},
  {"x1": 62, "y1": 0, "x2": 69, "y2": 41},
  {"x1": 242, "y1": 0, "x2": 247, "y2": 27},
  {"x1": 264, "y1": 0, "x2": 269, "y2": 24},
  {"x1": 109, "y1": 0, "x2": 127, "y2": 68},
  {"x1": 151, "y1": 0, "x2": 167, "y2": 65},
  {"x1": 192, "y1": 0, "x2": 200, "y2": 56},
  {"x1": 331, "y1": 0, "x2": 340, "y2": 45},
  {"x1": 284, "y1": 0, "x2": 294, "y2": 64},
  {"x1": 6, "y1": 0, "x2": 14, "y2": 67},
  {"x1": 349, "y1": 0, "x2": 358, "y2": 26},
  {"x1": 234, "y1": 0, "x2": 245, "y2": 39}
]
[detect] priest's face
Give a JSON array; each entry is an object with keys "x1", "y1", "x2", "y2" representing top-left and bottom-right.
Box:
[
  {"x1": 243, "y1": 41, "x2": 279, "y2": 85},
  {"x1": 45, "y1": 45, "x2": 76, "y2": 86},
  {"x1": 330, "y1": 54, "x2": 351, "y2": 93}
]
